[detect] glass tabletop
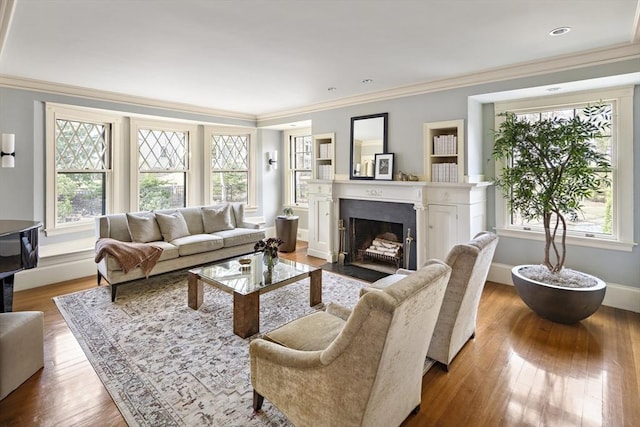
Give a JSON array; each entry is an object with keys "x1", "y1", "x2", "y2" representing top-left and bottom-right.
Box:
[{"x1": 190, "y1": 253, "x2": 317, "y2": 295}]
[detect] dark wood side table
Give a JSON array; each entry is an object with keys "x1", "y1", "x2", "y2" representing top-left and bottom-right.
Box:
[{"x1": 275, "y1": 216, "x2": 299, "y2": 253}]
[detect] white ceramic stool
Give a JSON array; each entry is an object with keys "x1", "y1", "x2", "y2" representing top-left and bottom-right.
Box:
[{"x1": 0, "y1": 311, "x2": 44, "y2": 400}]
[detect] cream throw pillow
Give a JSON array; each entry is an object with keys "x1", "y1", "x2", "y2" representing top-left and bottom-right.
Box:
[
  {"x1": 202, "y1": 205, "x2": 234, "y2": 233},
  {"x1": 126, "y1": 213, "x2": 162, "y2": 243},
  {"x1": 155, "y1": 211, "x2": 191, "y2": 242}
]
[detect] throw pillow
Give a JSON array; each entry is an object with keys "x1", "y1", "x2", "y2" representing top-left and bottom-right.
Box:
[
  {"x1": 202, "y1": 204, "x2": 234, "y2": 233},
  {"x1": 126, "y1": 213, "x2": 162, "y2": 243},
  {"x1": 155, "y1": 211, "x2": 191, "y2": 242}
]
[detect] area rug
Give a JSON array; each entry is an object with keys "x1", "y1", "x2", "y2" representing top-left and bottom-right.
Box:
[{"x1": 54, "y1": 269, "x2": 434, "y2": 426}]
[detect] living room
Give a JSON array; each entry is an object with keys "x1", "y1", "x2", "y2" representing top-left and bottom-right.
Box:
[{"x1": 1, "y1": 1, "x2": 639, "y2": 426}]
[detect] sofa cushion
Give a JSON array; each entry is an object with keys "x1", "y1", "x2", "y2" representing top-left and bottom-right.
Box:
[
  {"x1": 126, "y1": 213, "x2": 162, "y2": 243},
  {"x1": 202, "y1": 204, "x2": 234, "y2": 233},
  {"x1": 213, "y1": 228, "x2": 266, "y2": 248},
  {"x1": 151, "y1": 241, "x2": 180, "y2": 262},
  {"x1": 171, "y1": 234, "x2": 224, "y2": 256},
  {"x1": 155, "y1": 211, "x2": 191, "y2": 242},
  {"x1": 178, "y1": 207, "x2": 205, "y2": 235}
]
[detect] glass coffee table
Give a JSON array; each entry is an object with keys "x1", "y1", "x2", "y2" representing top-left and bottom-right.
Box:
[{"x1": 187, "y1": 253, "x2": 322, "y2": 338}]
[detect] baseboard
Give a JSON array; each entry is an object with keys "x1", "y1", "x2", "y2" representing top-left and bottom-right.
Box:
[
  {"x1": 488, "y1": 263, "x2": 640, "y2": 313},
  {"x1": 14, "y1": 256, "x2": 96, "y2": 291}
]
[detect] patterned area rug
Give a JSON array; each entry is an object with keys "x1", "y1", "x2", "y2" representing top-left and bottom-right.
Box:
[{"x1": 54, "y1": 269, "x2": 435, "y2": 426}]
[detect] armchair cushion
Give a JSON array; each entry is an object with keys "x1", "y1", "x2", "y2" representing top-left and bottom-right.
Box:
[{"x1": 264, "y1": 311, "x2": 345, "y2": 351}]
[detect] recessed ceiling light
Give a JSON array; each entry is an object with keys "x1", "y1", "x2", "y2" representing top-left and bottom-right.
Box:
[
  {"x1": 361, "y1": 79, "x2": 374, "y2": 84},
  {"x1": 327, "y1": 87, "x2": 336, "y2": 91},
  {"x1": 549, "y1": 27, "x2": 571, "y2": 36},
  {"x1": 546, "y1": 87, "x2": 561, "y2": 92}
]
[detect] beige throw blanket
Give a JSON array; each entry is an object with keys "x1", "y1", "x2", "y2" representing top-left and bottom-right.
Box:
[{"x1": 95, "y1": 238, "x2": 163, "y2": 277}]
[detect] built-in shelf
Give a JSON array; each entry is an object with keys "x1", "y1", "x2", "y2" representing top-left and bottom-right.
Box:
[
  {"x1": 424, "y1": 119, "x2": 464, "y2": 183},
  {"x1": 312, "y1": 132, "x2": 335, "y2": 180}
]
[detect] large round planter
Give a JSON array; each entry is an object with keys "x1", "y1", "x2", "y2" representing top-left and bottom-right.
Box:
[{"x1": 511, "y1": 265, "x2": 606, "y2": 324}]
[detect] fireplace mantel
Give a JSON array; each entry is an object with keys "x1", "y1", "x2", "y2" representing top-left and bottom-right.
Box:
[{"x1": 307, "y1": 179, "x2": 490, "y2": 266}]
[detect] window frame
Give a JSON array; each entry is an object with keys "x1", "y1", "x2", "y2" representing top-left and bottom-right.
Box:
[
  {"x1": 203, "y1": 125, "x2": 257, "y2": 210},
  {"x1": 129, "y1": 118, "x2": 196, "y2": 212},
  {"x1": 494, "y1": 86, "x2": 635, "y2": 252},
  {"x1": 45, "y1": 103, "x2": 122, "y2": 236},
  {"x1": 284, "y1": 127, "x2": 312, "y2": 209}
]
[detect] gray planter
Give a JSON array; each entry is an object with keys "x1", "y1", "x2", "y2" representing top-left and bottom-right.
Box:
[{"x1": 511, "y1": 265, "x2": 606, "y2": 324}]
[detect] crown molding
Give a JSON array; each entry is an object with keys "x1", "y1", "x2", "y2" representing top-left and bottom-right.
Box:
[
  {"x1": 0, "y1": 42, "x2": 637, "y2": 123},
  {"x1": 258, "y1": 42, "x2": 640, "y2": 121},
  {"x1": 0, "y1": 74, "x2": 257, "y2": 121}
]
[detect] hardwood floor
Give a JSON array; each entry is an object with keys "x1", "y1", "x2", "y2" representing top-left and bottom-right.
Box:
[{"x1": 1, "y1": 242, "x2": 638, "y2": 426}]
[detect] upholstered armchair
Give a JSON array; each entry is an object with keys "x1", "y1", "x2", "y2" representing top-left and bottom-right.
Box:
[
  {"x1": 371, "y1": 231, "x2": 499, "y2": 371},
  {"x1": 250, "y1": 260, "x2": 451, "y2": 427}
]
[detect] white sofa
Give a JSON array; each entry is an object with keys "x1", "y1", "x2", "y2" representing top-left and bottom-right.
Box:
[{"x1": 95, "y1": 203, "x2": 265, "y2": 301}]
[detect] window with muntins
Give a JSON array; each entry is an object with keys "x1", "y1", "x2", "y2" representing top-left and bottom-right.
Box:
[
  {"x1": 290, "y1": 134, "x2": 312, "y2": 205},
  {"x1": 510, "y1": 104, "x2": 613, "y2": 237},
  {"x1": 494, "y1": 86, "x2": 635, "y2": 251},
  {"x1": 137, "y1": 128, "x2": 188, "y2": 211},
  {"x1": 54, "y1": 118, "x2": 110, "y2": 226},
  {"x1": 210, "y1": 134, "x2": 249, "y2": 204}
]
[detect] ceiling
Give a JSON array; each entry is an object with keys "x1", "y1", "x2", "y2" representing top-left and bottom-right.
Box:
[{"x1": 0, "y1": 1, "x2": 639, "y2": 118}]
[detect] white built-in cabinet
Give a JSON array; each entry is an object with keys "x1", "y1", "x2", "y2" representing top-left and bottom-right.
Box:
[
  {"x1": 424, "y1": 119, "x2": 465, "y2": 183},
  {"x1": 427, "y1": 204, "x2": 458, "y2": 261},
  {"x1": 307, "y1": 181, "x2": 334, "y2": 261}
]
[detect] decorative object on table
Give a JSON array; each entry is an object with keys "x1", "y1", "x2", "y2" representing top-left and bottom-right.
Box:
[
  {"x1": 238, "y1": 257, "x2": 252, "y2": 272},
  {"x1": 374, "y1": 153, "x2": 394, "y2": 180},
  {"x1": 281, "y1": 207, "x2": 294, "y2": 217},
  {"x1": 275, "y1": 208, "x2": 298, "y2": 253},
  {"x1": 492, "y1": 103, "x2": 611, "y2": 324},
  {"x1": 254, "y1": 237, "x2": 283, "y2": 271}
]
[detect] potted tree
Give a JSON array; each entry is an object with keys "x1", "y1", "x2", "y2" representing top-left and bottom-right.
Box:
[{"x1": 492, "y1": 104, "x2": 611, "y2": 324}]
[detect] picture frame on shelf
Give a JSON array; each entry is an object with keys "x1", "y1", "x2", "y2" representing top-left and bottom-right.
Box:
[{"x1": 374, "y1": 153, "x2": 394, "y2": 180}]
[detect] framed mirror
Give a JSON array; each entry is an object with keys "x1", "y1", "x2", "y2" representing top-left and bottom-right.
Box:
[{"x1": 350, "y1": 113, "x2": 388, "y2": 180}]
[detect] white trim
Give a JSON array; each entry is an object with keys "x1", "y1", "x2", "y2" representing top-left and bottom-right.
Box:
[
  {"x1": 44, "y1": 103, "x2": 123, "y2": 236},
  {"x1": 494, "y1": 86, "x2": 636, "y2": 250},
  {"x1": 495, "y1": 228, "x2": 636, "y2": 252},
  {"x1": 487, "y1": 263, "x2": 640, "y2": 313},
  {"x1": 129, "y1": 118, "x2": 198, "y2": 211},
  {"x1": 258, "y1": 43, "x2": 640, "y2": 121},
  {"x1": 1, "y1": 44, "x2": 637, "y2": 122},
  {"x1": 0, "y1": 74, "x2": 255, "y2": 121},
  {"x1": 203, "y1": 125, "x2": 258, "y2": 209}
]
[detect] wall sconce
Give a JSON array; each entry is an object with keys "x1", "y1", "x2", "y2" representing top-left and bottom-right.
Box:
[
  {"x1": 267, "y1": 150, "x2": 278, "y2": 170},
  {"x1": 1, "y1": 133, "x2": 15, "y2": 168}
]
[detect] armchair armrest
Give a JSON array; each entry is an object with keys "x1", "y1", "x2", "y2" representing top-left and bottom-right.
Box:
[
  {"x1": 249, "y1": 338, "x2": 324, "y2": 369},
  {"x1": 395, "y1": 268, "x2": 414, "y2": 275},
  {"x1": 326, "y1": 302, "x2": 352, "y2": 321}
]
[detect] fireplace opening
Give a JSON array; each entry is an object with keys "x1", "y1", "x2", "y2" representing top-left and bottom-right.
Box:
[{"x1": 350, "y1": 218, "x2": 404, "y2": 273}]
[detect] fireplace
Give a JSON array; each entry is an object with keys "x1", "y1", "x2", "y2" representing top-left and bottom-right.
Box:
[{"x1": 340, "y1": 199, "x2": 417, "y2": 272}]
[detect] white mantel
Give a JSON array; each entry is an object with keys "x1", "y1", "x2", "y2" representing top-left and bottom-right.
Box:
[{"x1": 307, "y1": 179, "x2": 491, "y2": 266}]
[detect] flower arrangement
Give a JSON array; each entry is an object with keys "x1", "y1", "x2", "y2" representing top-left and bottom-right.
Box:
[{"x1": 254, "y1": 237, "x2": 283, "y2": 261}]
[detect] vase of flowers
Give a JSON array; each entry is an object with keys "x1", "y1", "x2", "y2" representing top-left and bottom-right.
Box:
[{"x1": 254, "y1": 237, "x2": 283, "y2": 273}]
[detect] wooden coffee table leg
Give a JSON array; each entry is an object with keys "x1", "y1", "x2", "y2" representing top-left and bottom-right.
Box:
[
  {"x1": 188, "y1": 272, "x2": 203, "y2": 310},
  {"x1": 309, "y1": 269, "x2": 322, "y2": 306},
  {"x1": 234, "y1": 291, "x2": 260, "y2": 338}
]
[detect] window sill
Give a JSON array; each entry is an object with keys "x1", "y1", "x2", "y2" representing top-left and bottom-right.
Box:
[
  {"x1": 495, "y1": 228, "x2": 636, "y2": 252},
  {"x1": 44, "y1": 221, "x2": 95, "y2": 237}
]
